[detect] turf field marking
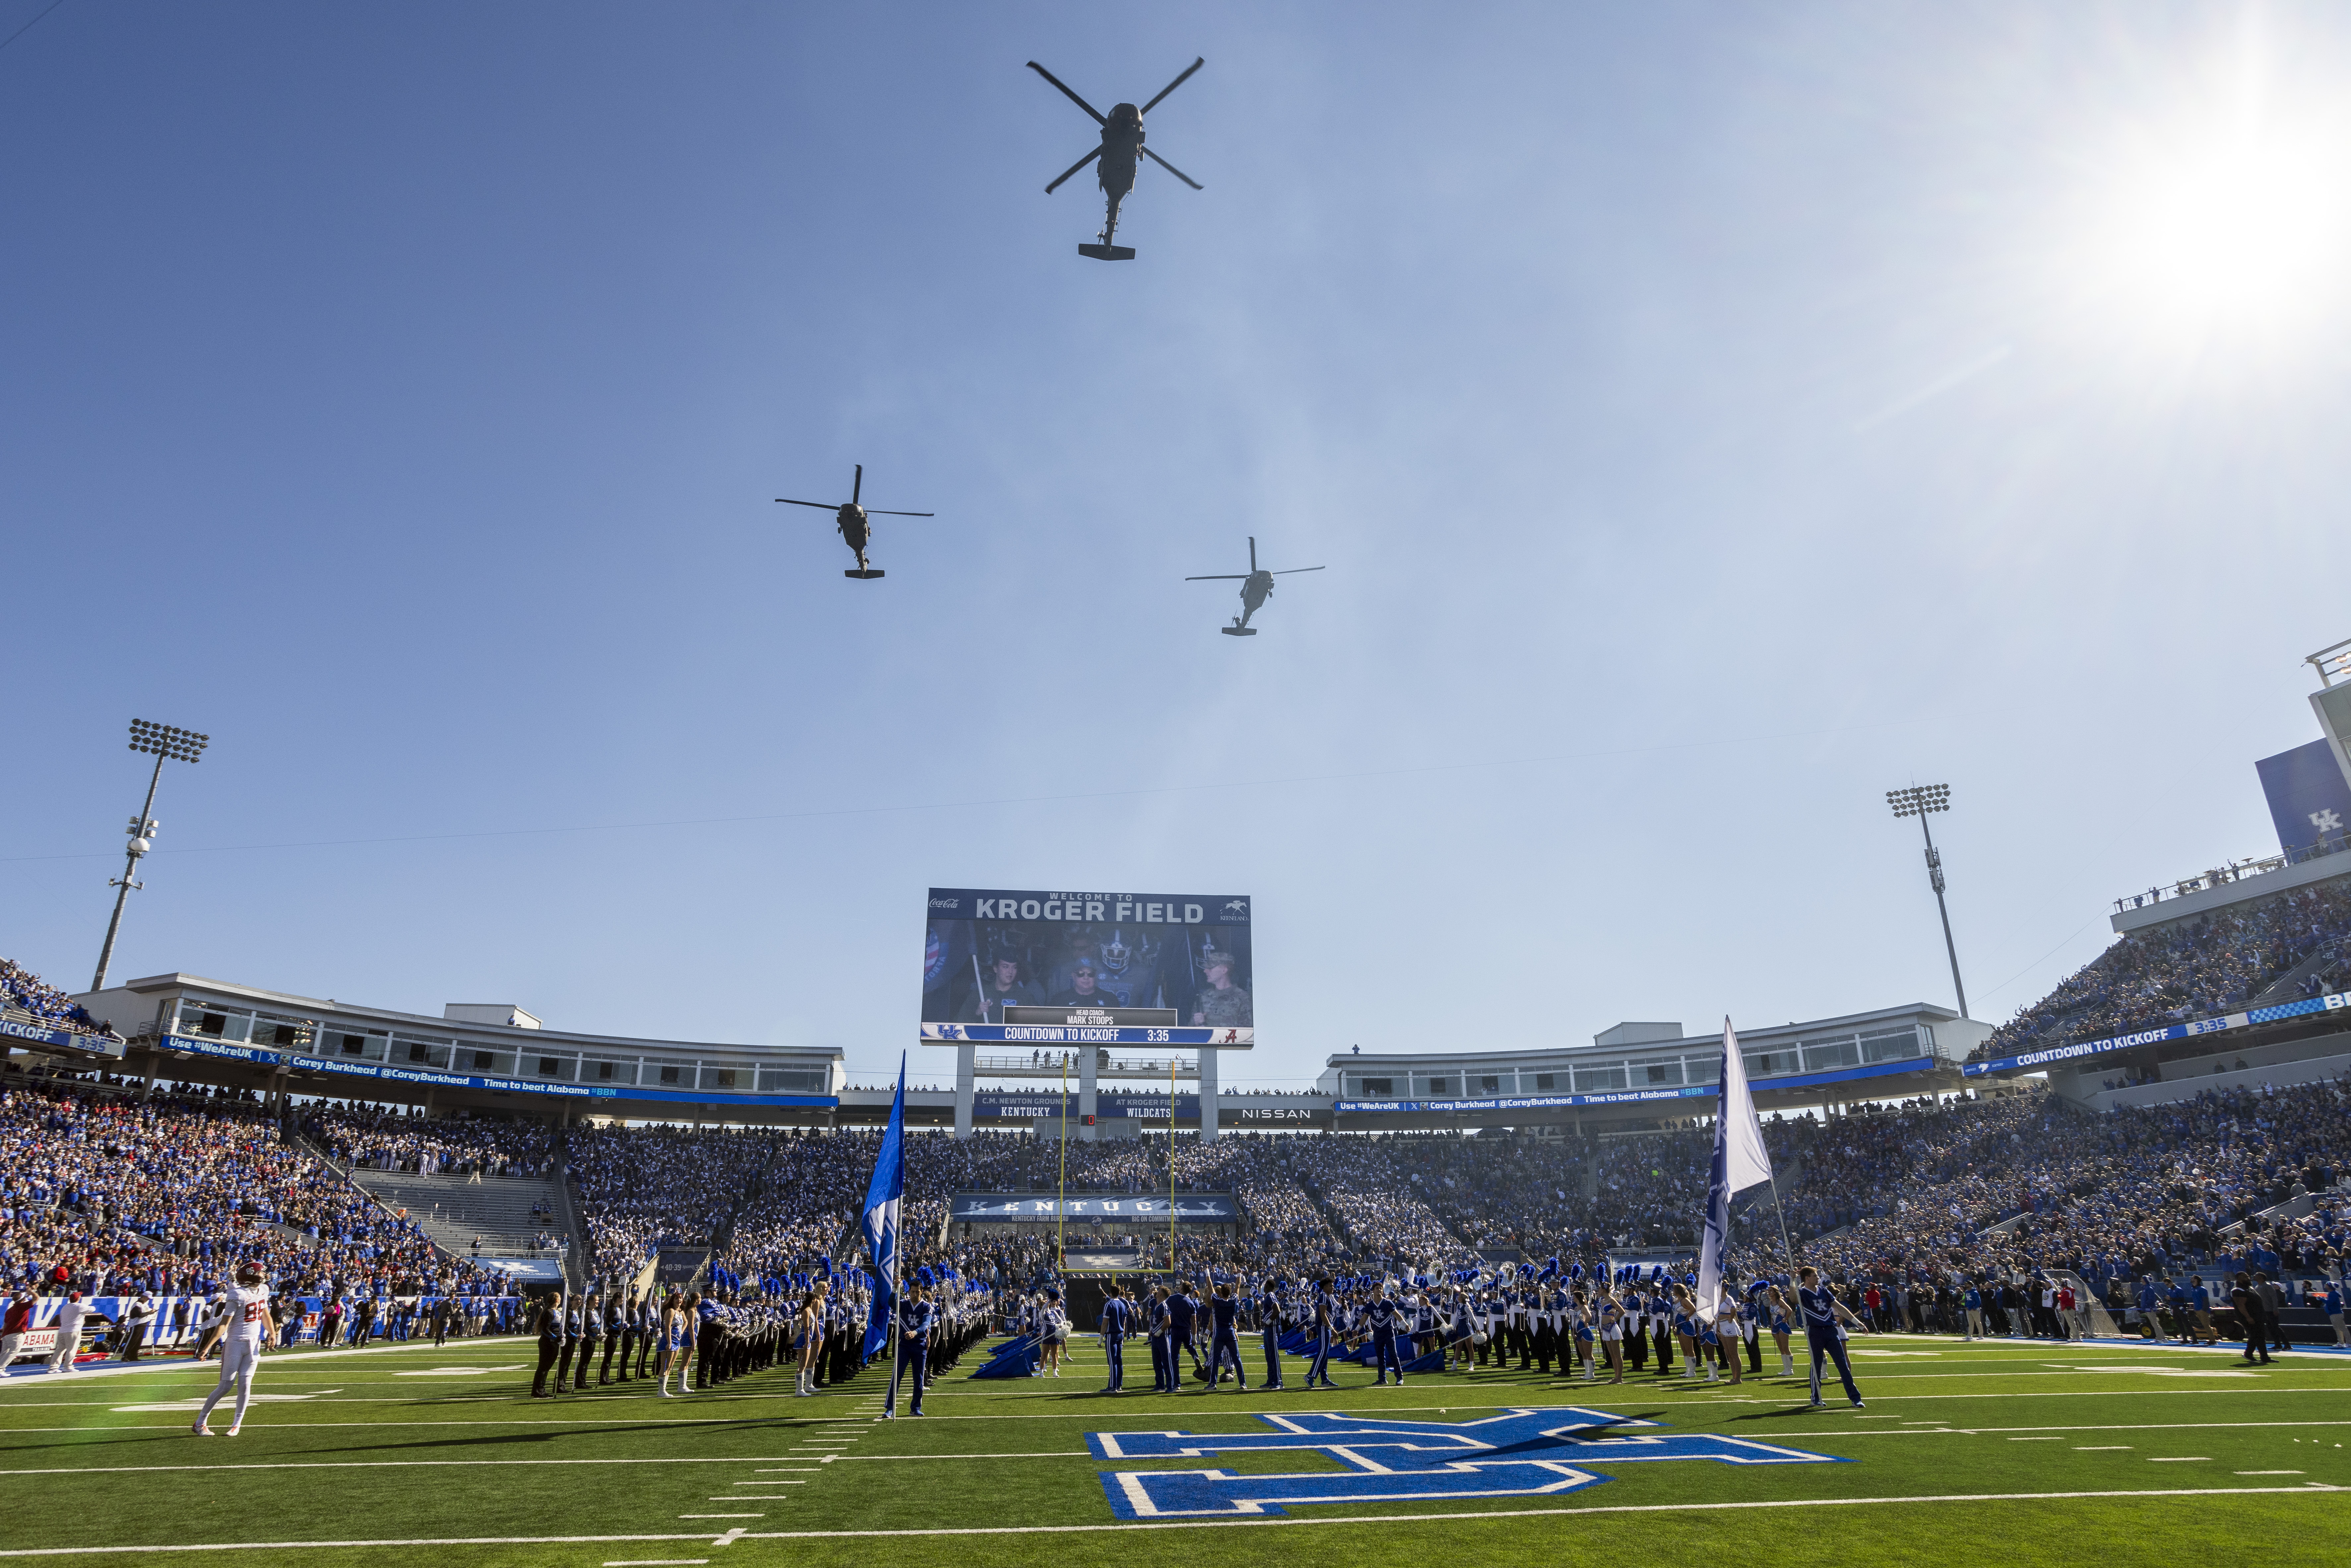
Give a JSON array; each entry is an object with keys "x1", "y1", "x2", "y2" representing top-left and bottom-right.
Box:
[
  {"x1": 109, "y1": 1393, "x2": 337, "y2": 1412},
  {"x1": 393, "y1": 1367, "x2": 526, "y2": 1377},
  {"x1": 0, "y1": 1487, "x2": 2336, "y2": 1554},
  {"x1": 2007, "y1": 1436, "x2": 2062, "y2": 1441},
  {"x1": 0, "y1": 1457, "x2": 880, "y2": 1476},
  {"x1": 2148, "y1": 1456, "x2": 2210, "y2": 1462},
  {"x1": 601, "y1": 1559, "x2": 706, "y2": 1565},
  {"x1": 2237, "y1": 1470, "x2": 2302, "y2": 1475},
  {"x1": 2076, "y1": 1446, "x2": 2132, "y2": 1450},
  {"x1": 676, "y1": 1516, "x2": 761, "y2": 1519}
]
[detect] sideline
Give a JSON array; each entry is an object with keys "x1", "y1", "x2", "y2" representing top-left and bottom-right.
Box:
[
  {"x1": 0, "y1": 1484, "x2": 2334, "y2": 1555},
  {"x1": 2, "y1": 1342, "x2": 536, "y2": 1387}
]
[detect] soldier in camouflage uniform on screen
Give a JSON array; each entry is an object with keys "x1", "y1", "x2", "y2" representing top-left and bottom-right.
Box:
[{"x1": 1192, "y1": 949, "x2": 1252, "y2": 1027}]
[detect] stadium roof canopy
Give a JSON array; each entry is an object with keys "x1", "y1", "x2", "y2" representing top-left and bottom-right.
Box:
[
  {"x1": 1318, "y1": 1003, "x2": 1989, "y2": 1131},
  {"x1": 72, "y1": 972, "x2": 842, "y2": 1123}
]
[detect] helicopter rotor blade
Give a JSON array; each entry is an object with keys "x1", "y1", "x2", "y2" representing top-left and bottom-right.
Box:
[
  {"x1": 774, "y1": 498, "x2": 841, "y2": 510},
  {"x1": 1184, "y1": 574, "x2": 1248, "y2": 581},
  {"x1": 1140, "y1": 146, "x2": 1202, "y2": 190},
  {"x1": 852, "y1": 465, "x2": 862, "y2": 505},
  {"x1": 1248, "y1": 536, "x2": 1256, "y2": 572},
  {"x1": 1026, "y1": 61, "x2": 1106, "y2": 124},
  {"x1": 1139, "y1": 56, "x2": 1204, "y2": 115},
  {"x1": 863, "y1": 509, "x2": 935, "y2": 517},
  {"x1": 1270, "y1": 566, "x2": 1327, "y2": 574},
  {"x1": 1044, "y1": 145, "x2": 1102, "y2": 195}
]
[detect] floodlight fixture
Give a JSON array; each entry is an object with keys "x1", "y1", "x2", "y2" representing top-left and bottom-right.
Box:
[
  {"x1": 93, "y1": 718, "x2": 212, "y2": 992},
  {"x1": 1886, "y1": 782, "x2": 1969, "y2": 1020}
]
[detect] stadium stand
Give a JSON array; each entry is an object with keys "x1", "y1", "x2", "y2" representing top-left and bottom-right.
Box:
[
  {"x1": 0, "y1": 1075, "x2": 515, "y2": 1302},
  {"x1": 1976, "y1": 878, "x2": 2351, "y2": 1063},
  {"x1": 1, "y1": 957, "x2": 117, "y2": 1039}
]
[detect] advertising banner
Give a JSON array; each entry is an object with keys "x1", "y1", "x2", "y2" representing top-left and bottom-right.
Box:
[
  {"x1": 1963, "y1": 991, "x2": 2348, "y2": 1077},
  {"x1": 2258, "y1": 739, "x2": 2351, "y2": 855},
  {"x1": 151, "y1": 1034, "x2": 837, "y2": 1107},
  {"x1": 947, "y1": 1192, "x2": 1239, "y2": 1224},
  {"x1": 972, "y1": 1091, "x2": 1206, "y2": 1122},
  {"x1": 924, "y1": 888, "x2": 1253, "y2": 1046}
]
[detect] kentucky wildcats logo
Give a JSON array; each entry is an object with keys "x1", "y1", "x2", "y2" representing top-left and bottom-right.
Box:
[{"x1": 1086, "y1": 1406, "x2": 1842, "y2": 1519}]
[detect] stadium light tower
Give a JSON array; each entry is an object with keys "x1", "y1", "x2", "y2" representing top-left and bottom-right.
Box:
[
  {"x1": 1886, "y1": 783, "x2": 1969, "y2": 1019},
  {"x1": 93, "y1": 719, "x2": 209, "y2": 992}
]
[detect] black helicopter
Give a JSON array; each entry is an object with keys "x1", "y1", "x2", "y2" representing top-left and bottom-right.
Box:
[
  {"x1": 774, "y1": 465, "x2": 933, "y2": 580},
  {"x1": 1186, "y1": 537, "x2": 1323, "y2": 636},
  {"x1": 1027, "y1": 56, "x2": 1203, "y2": 260}
]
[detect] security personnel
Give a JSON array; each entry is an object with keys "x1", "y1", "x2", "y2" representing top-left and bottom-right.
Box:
[
  {"x1": 530, "y1": 1289, "x2": 567, "y2": 1398},
  {"x1": 894, "y1": 1283, "x2": 934, "y2": 1416}
]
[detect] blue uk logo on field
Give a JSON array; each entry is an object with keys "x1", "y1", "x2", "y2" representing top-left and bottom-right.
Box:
[{"x1": 1086, "y1": 1407, "x2": 1844, "y2": 1519}]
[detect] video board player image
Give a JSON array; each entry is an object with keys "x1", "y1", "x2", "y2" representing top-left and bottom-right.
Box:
[{"x1": 922, "y1": 889, "x2": 1252, "y2": 1027}]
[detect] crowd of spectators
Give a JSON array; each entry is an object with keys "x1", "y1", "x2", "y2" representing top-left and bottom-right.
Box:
[
  {"x1": 1, "y1": 957, "x2": 116, "y2": 1038},
  {"x1": 1978, "y1": 880, "x2": 2351, "y2": 1062},
  {"x1": 565, "y1": 1122, "x2": 776, "y2": 1282},
  {"x1": 302, "y1": 1101, "x2": 554, "y2": 1178},
  {"x1": 0, "y1": 1076, "x2": 513, "y2": 1303}
]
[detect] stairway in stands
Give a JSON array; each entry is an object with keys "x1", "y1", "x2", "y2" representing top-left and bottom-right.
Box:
[{"x1": 346, "y1": 1168, "x2": 570, "y2": 1259}]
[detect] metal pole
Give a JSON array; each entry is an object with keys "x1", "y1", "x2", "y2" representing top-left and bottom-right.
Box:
[
  {"x1": 1918, "y1": 814, "x2": 1970, "y2": 1019},
  {"x1": 1056, "y1": 1055, "x2": 1067, "y2": 1274},
  {"x1": 93, "y1": 750, "x2": 166, "y2": 992}
]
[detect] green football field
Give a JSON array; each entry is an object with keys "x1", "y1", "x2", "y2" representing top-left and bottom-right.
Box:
[{"x1": 2, "y1": 1332, "x2": 2346, "y2": 1566}]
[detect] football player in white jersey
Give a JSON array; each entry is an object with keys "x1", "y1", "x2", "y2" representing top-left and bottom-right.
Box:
[{"x1": 192, "y1": 1265, "x2": 274, "y2": 1438}]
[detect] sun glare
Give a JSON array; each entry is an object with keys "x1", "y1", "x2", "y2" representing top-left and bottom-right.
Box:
[{"x1": 2100, "y1": 131, "x2": 2347, "y2": 332}]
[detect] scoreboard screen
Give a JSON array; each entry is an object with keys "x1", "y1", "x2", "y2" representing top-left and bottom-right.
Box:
[{"x1": 921, "y1": 888, "x2": 1253, "y2": 1046}]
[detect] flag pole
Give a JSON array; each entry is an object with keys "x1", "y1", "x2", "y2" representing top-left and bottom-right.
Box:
[{"x1": 1057, "y1": 1053, "x2": 1068, "y2": 1274}]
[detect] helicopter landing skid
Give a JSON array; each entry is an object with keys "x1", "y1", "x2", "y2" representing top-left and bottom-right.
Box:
[
  {"x1": 1078, "y1": 243, "x2": 1136, "y2": 261},
  {"x1": 844, "y1": 569, "x2": 885, "y2": 580},
  {"x1": 1220, "y1": 625, "x2": 1256, "y2": 636}
]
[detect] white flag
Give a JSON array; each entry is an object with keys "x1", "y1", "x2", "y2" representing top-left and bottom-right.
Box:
[
  {"x1": 1717, "y1": 1020, "x2": 1774, "y2": 1195},
  {"x1": 1695, "y1": 1019, "x2": 1775, "y2": 1322}
]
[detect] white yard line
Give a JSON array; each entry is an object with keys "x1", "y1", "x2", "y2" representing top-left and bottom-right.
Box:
[{"x1": 0, "y1": 1486, "x2": 2336, "y2": 1555}]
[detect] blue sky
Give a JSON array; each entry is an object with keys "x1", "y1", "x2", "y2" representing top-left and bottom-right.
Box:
[{"x1": 5, "y1": 2, "x2": 2349, "y2": 1089}]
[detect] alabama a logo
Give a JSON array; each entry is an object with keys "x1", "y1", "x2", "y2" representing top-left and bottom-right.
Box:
[{"x1": 1086, "y1": 1406, "x2": 1843, "y2": 1519}]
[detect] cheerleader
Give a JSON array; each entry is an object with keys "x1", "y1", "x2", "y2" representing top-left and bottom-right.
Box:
[
  {"x1": 1711, "y1": 1284, "x2": 1743, "y2": 1385},
  {"x1": 1598, "y1": 1284, "x2": 1626, "y2": 1384},
  {"x1": 656, "y1": 1291, "x2": 690, "y2": 1398},
  {"x1": 1766, "y1": 1281, "x2": 1798, "y2": 1377},
  {"x1": 1039, "y1": 1289, "x2": 1069, "y2": 1378},
  {"x1": 1570, "y1": 1287, "x2": 1597, "y2": 1382},
  {"x1": 1672, "y1": 1284, "x2": 1702, "y2": 1374}
]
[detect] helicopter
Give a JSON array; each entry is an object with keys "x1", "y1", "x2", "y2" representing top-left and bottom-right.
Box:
[
  {"x1": 1027, "y1": 56, "x2": 1203, "y2": 260},
  {"x1": 773, "y1": 465, "x2": 933, "y2": 580},
  {"x1": 1186, "y1": 536, "x2": 1324, "y2": 636}
]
